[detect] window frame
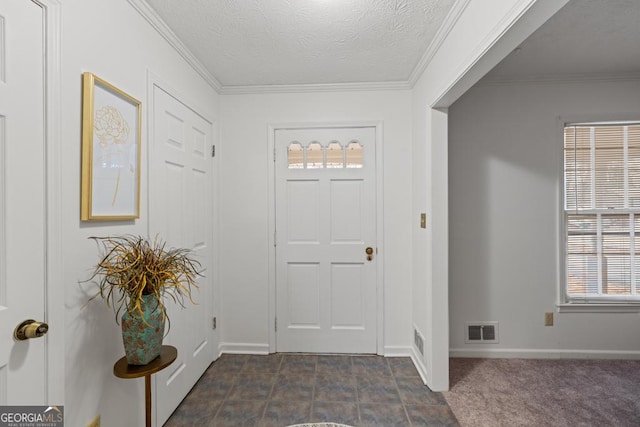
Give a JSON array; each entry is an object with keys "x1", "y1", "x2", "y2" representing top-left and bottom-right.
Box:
[{"x1": 558, "y1": 116, "x2": 640, "y2": 313}]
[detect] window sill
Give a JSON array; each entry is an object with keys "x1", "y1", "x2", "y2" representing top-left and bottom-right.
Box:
[{"x1": 557, "y1": 303, "x2": 640, "y2": 313}]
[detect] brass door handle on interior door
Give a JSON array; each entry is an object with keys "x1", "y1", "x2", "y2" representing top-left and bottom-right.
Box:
[
  {"x1": 14, "y1": 319, "x2": 49, "y2": 340},
  {"x1": 366, "y1": 247, "x2": 374, "y2": 261}
]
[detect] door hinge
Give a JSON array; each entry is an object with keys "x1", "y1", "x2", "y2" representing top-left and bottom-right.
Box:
[
  {"x1": 212, "y1": 317, "x2": 217, "y2": 330},
  {"x1": 212, "y1": 145, "x2": 216, "y2": 157},
  {"x1": 274, "y1": 317, "x2": 277, "y2": 332},
  {"x1": 273, "y1": 147, "x2": 276, "y2": 162}
]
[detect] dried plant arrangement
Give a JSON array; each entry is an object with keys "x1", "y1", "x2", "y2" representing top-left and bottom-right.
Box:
[{"x1": 84, "y1": 235, "x2": 202, "y2": 326}]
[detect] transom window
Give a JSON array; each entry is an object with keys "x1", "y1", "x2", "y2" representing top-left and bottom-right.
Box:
[
  {"x1": 563, "y1": 122, "x2": 640, "y2": 302},
  {"x1": 287, "y1": 140, "x2": 364, "y2": 169}
]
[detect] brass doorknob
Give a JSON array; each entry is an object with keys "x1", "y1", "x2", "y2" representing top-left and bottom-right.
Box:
[
  {"x1": 14, "y1": 319, "x2": 49, "y2": 340},
  {"x1": 366, "y1": 247, "x2": 374, "y2": 261}
]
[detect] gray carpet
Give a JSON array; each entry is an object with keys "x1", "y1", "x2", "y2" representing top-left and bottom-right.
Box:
[{"x1": 444, "y1": 358, "x2": 640, "y2": 426}]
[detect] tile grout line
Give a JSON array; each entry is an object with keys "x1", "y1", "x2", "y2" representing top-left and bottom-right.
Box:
[
  {"x1": 309, "y1": 356, "x2": 318, "y2": 422},
  {"x1": 212, "y1": 365, "x2": 238, "y2": 422},
  {"x1": 389, "y1": 358, "x2": 414, "y2": 426},
  {"x1": 351, "y1": 355, "x2": 363, "y2": 425},
  {"x1": 229, "y1": 355, "x2": 250, "y2": 423},
  {"x1": 261, "y1": 354, "x2": 284, "y2": 424}
]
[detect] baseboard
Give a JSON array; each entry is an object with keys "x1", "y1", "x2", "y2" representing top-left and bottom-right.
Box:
[
  {"x1": 218, "y1": 342, "x2": 270, "y2": 355},
  {"x1": 409, "y1": 347, "x2": 429, "y2": 385},
  {"x1": 382, "y1": 345, "x2": 412, "y2": 357},
  {"x1": 449, "y1": 348, "x2": 640, "y2": 359}
]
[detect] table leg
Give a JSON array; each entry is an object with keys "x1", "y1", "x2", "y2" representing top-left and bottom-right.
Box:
[{"x1": 145, "y1": 374, "x2": 151, "y2": 427}]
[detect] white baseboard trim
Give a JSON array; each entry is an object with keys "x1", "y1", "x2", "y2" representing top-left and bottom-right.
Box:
[
  {"x1": 382, "y1": 345, "x2": 412, "y2": 357},
  {"x1": 450, "y1": 348, "x2": 640, "y2": 359},
  {"x1": 409, "y1": 347, "x2": 429, "y2": 386},
  {"x1": 218, "y1": 342, "x2": 270, "y2": 355}
]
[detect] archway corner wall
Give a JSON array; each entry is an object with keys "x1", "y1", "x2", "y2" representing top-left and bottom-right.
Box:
[{"x1": 409, "y1": 0, "x2": 570, "y2": 391}]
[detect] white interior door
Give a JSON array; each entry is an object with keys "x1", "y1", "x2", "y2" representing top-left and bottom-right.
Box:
[
  {"x1": 150, "y1": 85, "x2": 216, "y2": 425},
  {"x1": 0, "y1": 0, "x2": 48, "y2": 404},
  {"x1": 275, "y1": 127, "x2": 377, "y2": 353}
]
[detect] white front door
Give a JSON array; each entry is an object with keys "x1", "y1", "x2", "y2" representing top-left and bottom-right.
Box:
[
  {"x1": 0, "y1": 0, "x2": 48, "y2": 404},
  {"x1": 150, "y1": 85, "x2": 216, "y2": 425},
  {"x1": 275, "y1": 127, "x2": 377, "y2": 353}
]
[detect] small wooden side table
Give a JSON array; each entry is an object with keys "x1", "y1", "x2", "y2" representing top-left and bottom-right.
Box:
[{"x1": 114, "y1": 345, "x2": 177, "y2": 427}]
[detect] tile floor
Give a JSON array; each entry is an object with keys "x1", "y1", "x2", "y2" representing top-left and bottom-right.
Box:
[{"x1": 164, "y1": 353, "x2": 459, "y2": 426}]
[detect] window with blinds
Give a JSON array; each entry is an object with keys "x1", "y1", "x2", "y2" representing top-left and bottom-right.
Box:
[{"x1": 564, "y1": 123, "x2": 640, "y2": 301}]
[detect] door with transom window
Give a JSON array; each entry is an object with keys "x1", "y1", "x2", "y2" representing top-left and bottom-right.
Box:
[{"x1": 275, "y1": 127, "x2": 377, "y2": 353}]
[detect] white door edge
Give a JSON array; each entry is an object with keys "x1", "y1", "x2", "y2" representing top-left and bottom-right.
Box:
[
  {"x1": 267, "y1": 121, "x2": 385, "y2": 355},
  {"x1": 146, "y1": 71, "x2": 219, "y2": 425},
  {"x1": 145, "y1": 70, "x2": 219, "y2": 354},
  {"x1": 34, "y1": 0, "x2": 65, "y2": 405}
]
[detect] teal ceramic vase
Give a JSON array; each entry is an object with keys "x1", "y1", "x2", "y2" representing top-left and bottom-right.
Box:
[{"x1": 121, "y1": 294, "x2": 165, "y2": 365}]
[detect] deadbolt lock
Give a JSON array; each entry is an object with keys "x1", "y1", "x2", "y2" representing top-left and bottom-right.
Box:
[{"x1": 14, "y1": 319, "x2": 49, "y2": 341}]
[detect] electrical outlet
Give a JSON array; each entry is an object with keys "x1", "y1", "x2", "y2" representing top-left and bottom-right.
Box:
[
  {"x1": 86, "y1": 415, "x2": 100, "y2": 427},
  {"x1": 544, "y1": 312, "x2": 554, "y2": 326}
]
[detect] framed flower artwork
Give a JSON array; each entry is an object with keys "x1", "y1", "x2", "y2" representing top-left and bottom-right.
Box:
[{"x1": 81, "y1": 72, "x2": 141, "y2": 220}]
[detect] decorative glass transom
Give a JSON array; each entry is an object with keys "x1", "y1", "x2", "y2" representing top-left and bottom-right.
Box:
[
  {"x1": 287, "y1": 140, "x2": 364, "y2": 169},
  {"x1": 346, "y1": 142, "x2": 363, "y2": 169},
  {"x1": 287, "y1": 142, "x2": 304, "y2": 168}
]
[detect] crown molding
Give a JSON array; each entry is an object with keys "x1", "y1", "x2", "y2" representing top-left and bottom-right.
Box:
[
  {"x1": 127, "y1": 0, "x2": 635, "y2": 96},
  {"x1": 407, "y1": 0, "x2": 472, "y2": 87},
  {"x1": 219, "y1": 80, "x2": 411, "y2": 95},
  {"x1": 127, "y1": 0, "x2": 222, "y2": 93},
  {"x1": 125, "y1": 0, "x2": 437, "y2": 95},
  {"x1": 479, "y1": 71, "x2": 640, "y2": 87},
  {"x1": 129, "y1": 0, "x2": 628, "y2": 96}
]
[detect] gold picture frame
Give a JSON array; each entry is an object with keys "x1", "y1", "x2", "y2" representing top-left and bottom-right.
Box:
[{"x1": 81, "y1": 72, "x2": 141, "y2": 220}]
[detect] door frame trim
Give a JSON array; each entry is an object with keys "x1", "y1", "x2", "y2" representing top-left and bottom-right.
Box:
[
  {"x1": 267, "y1": 121, "x2": 385, "y2": 355},
  {"x1": 31, "y1": 0, "x2": 64, "y2": 404}
]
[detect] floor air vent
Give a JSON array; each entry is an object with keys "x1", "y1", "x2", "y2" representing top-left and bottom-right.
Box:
[
  {"x1": 414, "y1": 327, "x2": 424, "y2": 355},
  {"x1": 465, "y1": 322, "x2": 499, "y2": 343}
]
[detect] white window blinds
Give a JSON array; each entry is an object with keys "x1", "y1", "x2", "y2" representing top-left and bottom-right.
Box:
[{"x1": 564, "y1": 123, "x2": 640, "y2": 301}]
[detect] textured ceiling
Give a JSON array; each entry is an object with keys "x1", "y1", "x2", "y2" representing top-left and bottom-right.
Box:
[
  {"x1": 139, "y1": 0, "x2": 640, "y2": 89},
  {"x1": 144, "y1": 0, "x2": 456, "y2": 87},
  {"x1": 484, "y1": 0, "x2": 640, "y2": 81}
]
